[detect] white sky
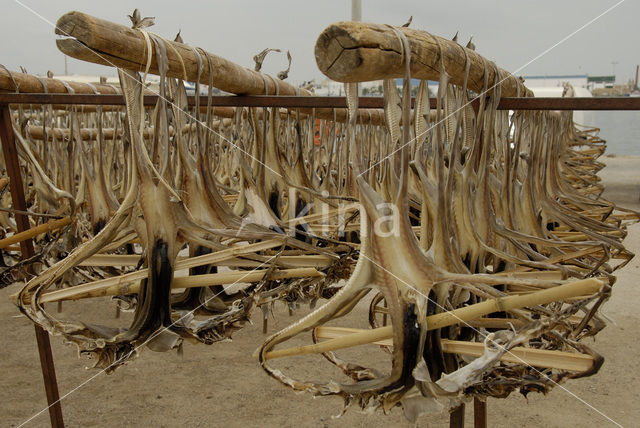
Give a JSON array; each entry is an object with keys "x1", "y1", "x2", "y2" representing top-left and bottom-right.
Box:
[{"x1": 2, "y1": 0, "x2": 638, "y2": 85}]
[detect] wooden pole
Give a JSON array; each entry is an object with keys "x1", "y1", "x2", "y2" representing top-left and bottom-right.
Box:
[
  {"x1": 54, "y1": 11, "x2": 384, "y2": 124},
  {"x1": 315, "y1": 22, "x2": 532, "y2": 97},
  {"x1": 0, "y1": 67, "x2": 121, "y2": 94},
  {"x1": 311, "y1": 328, "x2": 596, "y2": 372},
  {"x1": 0, "y1": 104, "x2": 64, "y2": 427},
  {"x1": 0, "y1": 216, "x2": 71, "y2": 249},
  {"x1": 55, "y1": 11, "x2": 300, "y2": 96},
  {"x1": 36, "y1": 267, "x2": 322, "y2": 303},
  {"x1": 263, "y1": 278, "x2": 604, "y2": 360}
]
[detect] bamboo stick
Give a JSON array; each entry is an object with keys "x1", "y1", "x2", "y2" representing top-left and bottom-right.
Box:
[
  {"x1": 176, "y1": 267, "x2": 321, "y2": 289},
  {"x1": 39, "y1": 267, "x2": 321, "y2": 303},
  {"x1": 222, "y1": 194, "x2": 239, "y2": 204},
  {"x1": 78, "y1": 254, "x2": 142, "y2": 266},
  {"x1": 316, "y1": 326, "x2": 393, "y2": 346},
  {"x1": 26, "y1": 239, "x2": 282, "y2": 304},
  {"x1": 494, "y1": 270, "x2": 564, "y2": 281},
  {"x1": 0, "y1": 216, "x2": 71, "y2": 249},
  {"x1": 440, "y1": 340, "x2": 594, "y2": 372},
  {"x1": 314, "y1": 22, "x2": 532, "y2": 97},
  {"x1": 263, "y1": 278, "x2": 604, "y2": 360},
  {"x1": 286, "y1": 203, "x2": 359, "y2": 225},
  {"x1": 311, "y1": 326, "x2": 595, "y2": 372},
  {"x1": 78, "y1": 252, "x2": 332, "y2": 269},
  {"x1": 511, "y1": 246, "x2": 603, "y2": 273}
]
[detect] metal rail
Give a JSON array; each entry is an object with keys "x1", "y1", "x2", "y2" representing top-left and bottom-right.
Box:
[{"x1": 1, "y1": 93, "x2": 640, "y2": 110}]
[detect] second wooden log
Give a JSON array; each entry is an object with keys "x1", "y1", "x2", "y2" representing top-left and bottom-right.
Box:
[{"x1": 315, "y1": 21, "x2": 532, "y2": 97}]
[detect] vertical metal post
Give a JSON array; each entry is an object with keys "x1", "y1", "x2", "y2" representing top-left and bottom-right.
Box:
[
  {"x1": 351, "y1": 0, "x2": 362, "y2": 97},
  {"x1": 0, "y1": 104, "x2": 65, "y2": 427},
  {"x1": 450, "y1": 403, "x2": 465, "y2": 428},
  {"x1": 473, "y1": 397, "x2": 487, "y2": 428},
  {"x1": 351, "y1": 0, "x2": 362, "y2": 21}
]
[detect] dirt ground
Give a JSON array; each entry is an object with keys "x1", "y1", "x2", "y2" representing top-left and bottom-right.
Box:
[{"x1": 2, "y1": 155, "x2": 640, "y2": 427}]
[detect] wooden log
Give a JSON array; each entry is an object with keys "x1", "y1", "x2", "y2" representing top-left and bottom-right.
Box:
[
  {"x1": 315, "y1": 22, "x2": 532, "y2": 97},
  {"x1": 0, "y1": 216, "x2": 71, "y2": 249},
  {"x1": 11, "y1": 104, "x2": 233, "y2": 114},
  {"x1": 263, "y1": 278, "x2": 604, "y2": 360},
  {"x1": 54, "y1": 11, "x2": 384, "y2": 125},
  {"x1": 0, "y1": 67, "x2": 121, "y2": 94},
  {"x1": 26, "y1": 125, "x2": 153, "y2": 141},
  {"x1": 25, "y1": 120, "x2": 232, "y2": 142},
  {"x1": 56, "y1": 11, "x2": 297, "y2": 96}
]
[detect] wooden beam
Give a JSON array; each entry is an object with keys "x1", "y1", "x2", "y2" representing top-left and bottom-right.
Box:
[
  {"x1": 315, "y1": 21, "x2": 531, "y2": 97},
  {"x1": 56, "y1": 11, "x2": 297, "y2": 96},
  {"x1": 54, "y1": 12, "x2": 384, "y2": 125},
  {"x1": 0, "y1": 67, "x2": 121, "y2": 94}
]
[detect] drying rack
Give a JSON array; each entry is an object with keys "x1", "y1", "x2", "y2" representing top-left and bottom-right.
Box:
[{"x1": 2, "y1": 92, "x2": 639, "y2": 428}]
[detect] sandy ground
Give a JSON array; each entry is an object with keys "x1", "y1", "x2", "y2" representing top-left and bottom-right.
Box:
[{"x1": 2, "y1": 155, "x2": 640, "y2": 427}]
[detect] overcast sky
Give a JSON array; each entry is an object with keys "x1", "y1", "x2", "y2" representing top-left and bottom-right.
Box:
[{"x1": 2, "y1": 0, "x2": 638, "y2": 86}]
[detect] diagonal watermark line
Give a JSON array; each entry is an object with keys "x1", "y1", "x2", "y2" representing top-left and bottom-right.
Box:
[
  {"x1": 12, "y1": 0, "x2": 284, "y2": 180},
  {"x1": 18, "y1": 255, "x2": 279, "y2": 427},
  {"x1": 359, "y1": 0, "x2": 626, "y2": 179}
]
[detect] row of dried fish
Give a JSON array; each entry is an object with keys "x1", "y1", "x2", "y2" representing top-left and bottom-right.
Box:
[{"x1": 1, "y1": 11, "x2": 637, "y2": 422}]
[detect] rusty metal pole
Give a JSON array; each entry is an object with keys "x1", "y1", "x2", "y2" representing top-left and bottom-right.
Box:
[
  {"x1": 0, "y1": 103, "x2": 65, "y2": 427},
  {"x1": 450, "y1": 403, "x2": 465, "y2": 428},
  {"x1": 474, "y1": 397, "x2": 487, "y2": 428}
]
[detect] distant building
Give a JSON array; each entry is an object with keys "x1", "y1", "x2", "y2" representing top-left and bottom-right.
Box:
[
  {"x1": 522, "y1": 74, "x2": 588, "y2": 89},
  {"x1": 51, "y1": 75, "x2": 121, "y2": 86},
  {"x1": 43, "y1": 74, "x2": 162, "y2": 92},
  {"x1": 586, "y1": 75, "x2": 616, "y2": 90},
  {"x1": 314, "y1": 79, "x2": 384, "y2": 96}
]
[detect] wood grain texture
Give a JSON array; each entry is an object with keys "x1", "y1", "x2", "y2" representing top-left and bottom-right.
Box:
[
  {"x1": 315, "y1": 21, "x2": 532, "y2": 97},
  {"x1": 54, "y1": 12, "x2": 385, "y2": 124}
]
